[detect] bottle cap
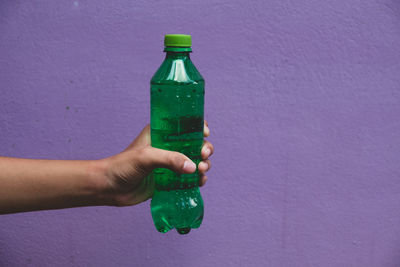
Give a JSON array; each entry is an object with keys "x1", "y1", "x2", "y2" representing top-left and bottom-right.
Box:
[{"x1": 164, "y1": 34, "x2": 192, "y2": 47}]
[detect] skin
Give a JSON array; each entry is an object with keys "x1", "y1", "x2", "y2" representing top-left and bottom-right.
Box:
[{"x1": 0, "y1": 122, "x2": 213, "y2": 214}]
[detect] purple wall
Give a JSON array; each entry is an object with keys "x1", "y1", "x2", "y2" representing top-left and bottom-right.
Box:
[{"x1": 1, "y1": 1, "x2": 400, "y2": 266}]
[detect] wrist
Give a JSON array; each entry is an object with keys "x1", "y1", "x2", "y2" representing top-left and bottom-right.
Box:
[{"x1": 87, "y1": 159, "x2": 116, "y2": 206}]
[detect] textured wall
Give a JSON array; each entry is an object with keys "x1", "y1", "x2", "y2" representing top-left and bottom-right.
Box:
[{"x1": 1, "y1": 1, "x2": 400, "y2": 266}]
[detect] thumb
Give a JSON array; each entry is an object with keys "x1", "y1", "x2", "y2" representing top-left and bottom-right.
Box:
[{"x1": 139, "y1": 147, "x2": 197, "y2": 174}]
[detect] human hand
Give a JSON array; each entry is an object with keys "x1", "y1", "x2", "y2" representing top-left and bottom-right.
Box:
[{"x1": 100, "y1": 121, "x2": 213, "y2": 206}]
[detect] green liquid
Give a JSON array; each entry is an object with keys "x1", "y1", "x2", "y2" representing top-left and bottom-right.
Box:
[{"x1": 150, "y1": 51, "x2": 205, "y2": 234}]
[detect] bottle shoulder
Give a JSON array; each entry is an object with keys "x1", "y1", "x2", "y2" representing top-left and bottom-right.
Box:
[{"x1": 151, "y1": 57, "x2": 204, "y2": 85}]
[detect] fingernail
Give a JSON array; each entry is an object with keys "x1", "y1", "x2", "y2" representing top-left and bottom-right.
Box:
[
  {"x1": 199, "y1": 161, "x2": 208, "y2": 170},
  {"x1": 183, "y1": 160, "x2": 196, "y2": 172},
  {"x1": 204, "y1": 148, "x2": 210, "y2": 157}
]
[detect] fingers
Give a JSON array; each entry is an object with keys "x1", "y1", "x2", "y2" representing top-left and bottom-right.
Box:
[
  {"x1": 198, "y1": 159, "x2": 211, "y2": 174},
  {"x1": 139, "y1": 147, "x2": 196, "y2": 174},
  {"x1": 134, "y1": 121, "x2": 212, "y2": 187},
  {"x1": 198, "y1": 159, "x2": 211, "y2": 187},
  {"x1": 199, "y1": 175, "x2": 208, "y2": 187},
  {"x1": 200, "y1": 124, "x2": 213, "y2": 186},
  {"x1": 201, "y1": 140, "x2": 214, "y2": 160},
  {"x1": 204, "y1": 120, "x2": 210, "y2": 137}
]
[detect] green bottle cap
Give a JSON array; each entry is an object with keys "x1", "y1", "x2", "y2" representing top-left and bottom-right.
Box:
[{"x1": 164, "y1": 34, "x2": 192, "y2": 47}]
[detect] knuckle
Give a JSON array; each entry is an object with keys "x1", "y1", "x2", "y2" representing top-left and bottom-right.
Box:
[
  {"x1": 207, "y1": 141, "x2": 214, "y2": 150},
  {"x1": 209, "y1": 144, "x2": 214, "y2": 155},
  {"x1": 203, "y1": 141, "x2": 214, "y2": 156}
]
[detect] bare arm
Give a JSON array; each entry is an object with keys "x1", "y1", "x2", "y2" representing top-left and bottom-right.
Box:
[{"x1": 0, "y1": 157, "x2": 110, "y2": 214}]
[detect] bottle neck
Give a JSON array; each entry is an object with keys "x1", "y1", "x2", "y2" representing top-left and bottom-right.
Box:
[
  {"x1": 165, "y1": 51, "x2": 191, "y2": 60},
  {"x1": 164, "y1": 46, "x2": 192, "y2": 60}
]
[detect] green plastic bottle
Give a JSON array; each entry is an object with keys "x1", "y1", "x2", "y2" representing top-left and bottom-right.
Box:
[{"x1": 150, "y1": 34, "x2": 205, "y2": 234}]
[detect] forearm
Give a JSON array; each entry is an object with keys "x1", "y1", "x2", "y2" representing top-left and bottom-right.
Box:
[{"x1": 0, "y1": 157, "x2": 112, "y2": 214}]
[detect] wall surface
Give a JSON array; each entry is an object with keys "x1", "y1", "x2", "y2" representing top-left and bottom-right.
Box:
[{"x1": 1, "y1": 1, "x2": 400, "y2": 266}]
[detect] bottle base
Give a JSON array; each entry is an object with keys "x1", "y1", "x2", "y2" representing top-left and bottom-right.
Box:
[
  {"x1": 176, "y1": 227, "x2": 191, "y2": 235},
  {"x1": 151, "y1": 188, "x2": 204, "y2": 234},
  {"x1": 152, "y1": 213, "x2": 203, "y2": 234}
]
